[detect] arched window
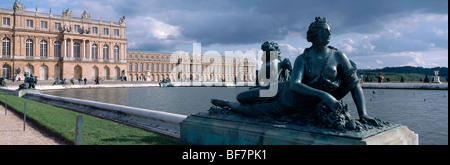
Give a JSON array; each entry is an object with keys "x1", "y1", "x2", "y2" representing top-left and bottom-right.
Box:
[
  {"x1": 146, "y1": 63, "x2": 149, "y2": 71},
  {"x1": 54, "y1": 41, "x2": 61, "y2": 58},
  {"x1": 92, "y1": 44, "x2": 98, "y2": 59},
  {"x1": 26, "y1": 39, "x2": 33, "y2": 57},
  {"x1": 114, "y1": 45, "x2": 119, "y2": 61},
  {"x1": 2, "y1": 37, "x2": 11, "y2": 56},
  {"x1": 140, "y1": 63, "x2": 143, "y2": 72},
  {"x1": 151, "y1": 63, "x2": 154, "y2": 72},
  {"x1": 40, "y1": 40, "x2": 48, "y2": 57},
  {"x1": 103, "y1": 45, "x2": 109, "y2": 60},
  {"x1": 74, "y1": 42, "x2": 80, "y2": 58},
  {"x1": 134, "y1": 63, "x2": 138, "y2": 71},
  {"x1": 129, "y1": 63, "x2": 133, "y2": 71}
]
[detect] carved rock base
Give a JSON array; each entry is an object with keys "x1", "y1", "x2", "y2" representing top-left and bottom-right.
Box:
[
  {"x1": 14, "y1": 89, "x2": 42, "y2": 97},
  {"x1": 180, "y1": 113, "x2": 418, "y2": 145}
]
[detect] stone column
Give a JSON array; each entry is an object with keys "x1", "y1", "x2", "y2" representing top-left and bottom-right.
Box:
[
  {"x1": 64, "y1": 38, "x2": 67, "y2": 58},
  {"x1": 89, "y1": 41, "x2": 92, "y2": 60},
  {"x1": 83, "y1": 39, "x2": 86, "y2": 59},
  {"x1": 70, "y1": 38, "x2": 74, "y2": 58}
]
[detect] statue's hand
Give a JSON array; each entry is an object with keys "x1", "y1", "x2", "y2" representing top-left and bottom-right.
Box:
[
  {"x1": 359, "y1": 115, "x2": 382, "y2": 126},
  {"x1": 321, "y1": 94, "x2": 341, "y2": 111}
]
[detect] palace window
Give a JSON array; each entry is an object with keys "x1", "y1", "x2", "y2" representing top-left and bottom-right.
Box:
[
  {"x1": 103, "y1": 28, "x2": 109, "y2": 35},
  {"x1": 74, "y1": 25, "x2": 81, "y2": 33},
  {"x1": 55, "y1": 23, "x2": 62, "y2": 31},
  {"x1": 26, "y1": 20, "x2": 33, "y2": 28},
  {"x1": 114, "y1": 29, "x2": 119, "y2": 36},
  {"x1": 41, "y1": 21, "x2": 48, "y2": 29},
  {"x1": 40, "y1": 40, "x2": 48, "y2": 57},
  {"x1": 26, "y1": 39, "x2": 33, "y2": 56},
  {"x1": 114, "y1": 46, "x2": 119, "y2": 60},
  {"x1": 54, "y1": 41, "x2": 61, "y2": 58},
  {"x1": 92, "y1": 27, "x2": 98, "y2": 34},
  {"x1": 74, "y1": 42, "x2": 81, "y2": 58},
  {"x1": 2, "y1": 17, "x2": 10, "y2": 26},
  {"x1": 103, "y1": 45, "x2": 109, "y2": 59},
  {"x1": 2, "y1": 37, "x2": 10, "y2": 56},
  {"x1": 92, "y1": 44, "x2": 98, "y2": 59}
]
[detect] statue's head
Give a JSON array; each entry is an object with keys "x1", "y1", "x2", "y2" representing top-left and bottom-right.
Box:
[
  {"x1": 307, "y1": 17, "x2": 332, "y2": 46},
  {"x1": 24, "y1": 72, "x2": 29, "y2": 77}
]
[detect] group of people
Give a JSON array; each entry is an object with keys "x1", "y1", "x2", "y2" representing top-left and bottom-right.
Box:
[{"x1": 53, "y1": 77, "x2": 100, "y2": 86}]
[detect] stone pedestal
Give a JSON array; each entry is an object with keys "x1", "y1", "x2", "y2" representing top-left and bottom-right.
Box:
[
  {"x1": 180, "y1": 113, "x2": 418, "y2": 145},
  {"x1": 14, "y1": 89, "x2": 42, "y2": 97},
  {"x1": 433, "y1": 76, "x2": 441, "y2": 83}
]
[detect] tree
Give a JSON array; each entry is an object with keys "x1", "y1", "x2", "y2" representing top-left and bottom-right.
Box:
[
  {"x1": 424, "y1": 75, "x2": 430, "y2": 83},
  {"x1": 400, "y1": 77, "x2": 405, "y2": 83}
]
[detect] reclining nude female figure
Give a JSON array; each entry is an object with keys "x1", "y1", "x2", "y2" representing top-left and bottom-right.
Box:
[{"x1": 212, "y1": 17, "x2": 381, "y2": 127}]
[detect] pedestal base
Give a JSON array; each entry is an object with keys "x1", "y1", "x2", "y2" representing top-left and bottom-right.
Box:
[
  {"x1": 14, "y1": 89, "x2": 42, "y2": 97},
  {"x1": 180, "y1": 113, "x2": 418, "y2": 145}
]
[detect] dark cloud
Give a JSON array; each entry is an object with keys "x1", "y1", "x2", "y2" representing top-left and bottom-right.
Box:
[{"x1": 109, "y1": 0, "x2": 448, "y2": 48}]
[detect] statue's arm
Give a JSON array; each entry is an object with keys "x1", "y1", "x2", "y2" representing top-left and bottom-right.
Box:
[
  {"x1": 290, "y1": 55, "x2": 338, "y2": 106},
  {"x1": 335, "y1": 51, "x2": 370, "y2": 118}
]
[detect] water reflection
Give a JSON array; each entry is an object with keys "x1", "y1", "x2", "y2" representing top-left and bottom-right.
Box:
[{"x1": 44, "y1": 87, "x2": 448, "y2": 145}]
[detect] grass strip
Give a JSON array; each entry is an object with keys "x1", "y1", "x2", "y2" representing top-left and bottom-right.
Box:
[{"x1": 0, "y1": 92, "x2": 182, "y2": 145}]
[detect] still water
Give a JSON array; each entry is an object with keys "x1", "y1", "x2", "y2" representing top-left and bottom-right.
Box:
[{"x1": 44, "y1": 87, "x2": 448, "y2": 145}]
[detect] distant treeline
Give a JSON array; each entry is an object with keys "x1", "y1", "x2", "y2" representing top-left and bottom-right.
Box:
[{"x1": 357, "y1": 66, "x2": 448, "y2": 82}]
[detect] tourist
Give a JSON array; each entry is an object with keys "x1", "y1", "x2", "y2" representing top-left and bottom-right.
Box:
[
  {"x1": 70, "y1": 78, "x2": 74, "y2": 85},
  {"x1": 95, "y1": 77, "x2": 100, "y2": 85},
  {"x1": 378, "y1": 74, "x2": 384, "y2": 83},
  {"x1": 84, "y1": 77, "x2": 87, "y2": 85},
  {"x1": 360, "y1": 74, "x2": 364, "y2": 83},
  {"x1": 78, "y1": 78, "x2": 82, "y2": 85}
]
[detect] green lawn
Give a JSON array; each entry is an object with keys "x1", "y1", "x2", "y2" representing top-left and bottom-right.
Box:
[{"x1": 0, "y1": 92, "x2": 183, "y2": 145}]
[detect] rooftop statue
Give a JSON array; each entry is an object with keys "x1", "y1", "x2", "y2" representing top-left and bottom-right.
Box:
[
  {"x1": 13, "y1": 0, "x2": 25, "y2": 13},
  {"x1": 212, "y1": 17, "x2": 386, "y2": 131}
]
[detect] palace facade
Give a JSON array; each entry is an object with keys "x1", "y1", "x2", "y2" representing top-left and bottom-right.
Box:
[
  {"x1": 127, "y1": 51, "x2": 257, "y2": 83},
  {"x1": 0, "y1": 1, "x2": 127, "y2": 81},
  {"x1": 0, "y1": 1, "x2": 256, "y2": 83}
]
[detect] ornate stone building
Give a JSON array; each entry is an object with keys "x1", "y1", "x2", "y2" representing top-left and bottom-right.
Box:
[
  {"x1": 0, "y1": 0, "x2": 127, "y2": 81},
  {"x1": 127, "y1": 51, "x2": 257, "y2": 83}
]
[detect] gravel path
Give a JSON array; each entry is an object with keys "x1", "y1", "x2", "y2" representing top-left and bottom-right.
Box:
[{"x1": 0, "y1": 106, "x2": 66, "y2": 145}]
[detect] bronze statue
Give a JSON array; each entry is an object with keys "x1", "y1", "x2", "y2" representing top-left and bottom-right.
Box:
[
  {"x1": 256, "y1": 41, "x2": 292, "y2": 86},
  {"x1": 0, "y1": 75, "x2": 6, "y2": 87},
  {"x1": 212, "y1": 17, "x2": 383, "y2": 130},
  {"x1": 18, "y1": 72, "x2": 32, "y2": 90}
]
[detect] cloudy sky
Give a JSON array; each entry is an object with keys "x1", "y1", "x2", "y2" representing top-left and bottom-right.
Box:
[{"x1": 1, "y1": 0, "x2": 447, "y2": 69}]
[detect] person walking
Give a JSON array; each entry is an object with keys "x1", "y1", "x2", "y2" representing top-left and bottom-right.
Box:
[
  {"x1": 378, "y1": 74, "x2": 384, "y2": 83},
  {"x1": 95, "y1": 77, "x2": 100, "y2": 85},
  {"x1": 84, "y1": 77, "x2": 87, "y2": 85},
  {"x1": 78, "y1": 78, "x2": 82, "y2": 85}
]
